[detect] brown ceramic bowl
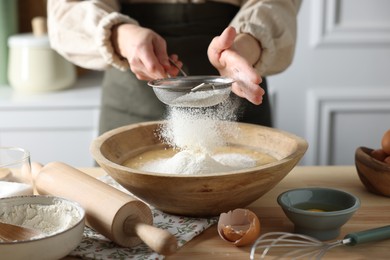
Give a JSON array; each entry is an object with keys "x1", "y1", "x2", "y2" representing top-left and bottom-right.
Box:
[
  {"x1": 355, "y1": 146, "x2": 390, "y2": 197},
  {"x1": 91, "y1": 121, "x2": 308, "y2": 217}
]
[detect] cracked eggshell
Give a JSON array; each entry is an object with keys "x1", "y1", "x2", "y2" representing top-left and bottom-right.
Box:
[{"x1": 217, "y1": 208, "x2": 261, "y2": 246}]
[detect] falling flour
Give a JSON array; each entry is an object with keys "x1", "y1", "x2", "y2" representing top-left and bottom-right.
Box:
[
  {"x1": 0, "y1": 199, "x2": 81, "y2": 240},
  {"x1": 136, "y1": 98, "x2": 261, "y2": 175}
]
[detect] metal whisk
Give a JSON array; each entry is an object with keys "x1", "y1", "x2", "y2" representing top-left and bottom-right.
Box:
[{"x1": 250, "y1": 225, "x2": 390, "y2": 260}]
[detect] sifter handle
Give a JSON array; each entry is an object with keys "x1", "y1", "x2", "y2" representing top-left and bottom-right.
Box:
[{"x1": 344, "y1": 225, "x2": 390, "y2": 246}]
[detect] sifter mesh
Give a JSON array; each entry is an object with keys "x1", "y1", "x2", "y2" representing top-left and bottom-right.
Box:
[{"x1": 148, "y1": 76, "x2": 234, "y2": 107}]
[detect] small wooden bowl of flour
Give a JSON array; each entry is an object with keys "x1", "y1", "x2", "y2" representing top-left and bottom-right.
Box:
[{"x1": 0, "y1": 195, "x2": 85, "y2": 260}]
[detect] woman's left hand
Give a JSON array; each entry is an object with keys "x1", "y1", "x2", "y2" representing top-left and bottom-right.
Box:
[{"x1": 207, "y1": 27, "x2": 264, "y2": 105}]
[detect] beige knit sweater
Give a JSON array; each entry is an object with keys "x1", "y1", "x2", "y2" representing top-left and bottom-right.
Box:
[{"x1": 47, "y1": 0, "x2": 301, "y2": 76}]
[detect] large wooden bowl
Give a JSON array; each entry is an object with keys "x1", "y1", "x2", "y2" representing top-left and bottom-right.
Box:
[
  {"x1": 91, "y1": 121, "x2": 308, "y2": 217},
  {"x1": 355, "y1": 147, "x2": 390, "y2": 197}
]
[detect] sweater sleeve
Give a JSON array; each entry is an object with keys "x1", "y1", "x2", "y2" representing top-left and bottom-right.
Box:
[
  {"x1": 230, "y1": 0, "x2": 301, "y2": 76},
  {"x1": 47, "y1": 0, "x2": 138, "y2": 71}
]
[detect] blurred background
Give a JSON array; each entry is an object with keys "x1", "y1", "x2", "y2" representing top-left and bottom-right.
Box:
[
  {"x1": 1, "y1": 0, "x2": 47, "y2": 85},
  {"x1": 269, "y1": 0, "x2": 390, "y2": 165}
]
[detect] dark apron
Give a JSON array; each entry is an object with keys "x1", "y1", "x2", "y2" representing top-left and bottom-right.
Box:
[{"x1": 100, "y1": 2, "x2": 272, "y2": 134}]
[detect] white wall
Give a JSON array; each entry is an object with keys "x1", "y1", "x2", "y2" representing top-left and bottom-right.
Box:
[{"x1": 268, "y1": 0, "x2": 390, "y2": 165}]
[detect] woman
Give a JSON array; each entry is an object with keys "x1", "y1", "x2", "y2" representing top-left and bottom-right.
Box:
[{"x1": 47, "y1": 0, "x2": 301, "y2": 134}]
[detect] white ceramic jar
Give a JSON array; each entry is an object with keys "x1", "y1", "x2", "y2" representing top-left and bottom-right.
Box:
[{"x1": 7, "y1": 33, "x2": 76, "y2": 93}]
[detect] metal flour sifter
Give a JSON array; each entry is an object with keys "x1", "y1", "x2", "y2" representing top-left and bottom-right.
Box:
[{"x1": 148, "y1": 59, "x2": 234, "y2": 108}]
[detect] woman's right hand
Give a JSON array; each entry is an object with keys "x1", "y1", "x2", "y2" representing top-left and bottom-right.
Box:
[{"x1": 111, "y1": 23, "x2": 182, "y2": 80}]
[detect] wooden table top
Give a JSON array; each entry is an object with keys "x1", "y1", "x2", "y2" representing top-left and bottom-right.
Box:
[{"x1": 81, "y1": 166, "x2": 390, "y2": 259}]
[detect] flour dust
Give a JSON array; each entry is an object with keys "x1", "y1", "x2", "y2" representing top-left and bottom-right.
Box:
[{"x1": 135, "y1": 98, "x2": 261, "y2": 175}]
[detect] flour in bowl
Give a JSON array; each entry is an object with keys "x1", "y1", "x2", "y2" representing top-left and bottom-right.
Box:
[
  {"x1": 125, "y1": 98, "x2": 277, "y2": 174},
  {"x1": 0, "y1": 198, "x2": 81, "y2": 240},
  {"x1": 139, "y1": 150, "x2": 258, "y2": 174},
  {"x1": 170, "y1": 88, "x2": 231, "y2": 107}
]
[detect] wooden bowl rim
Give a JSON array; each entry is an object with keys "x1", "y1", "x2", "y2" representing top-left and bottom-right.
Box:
[{"x1": 91, "y1": 121, "x2": 308, "y2": 178}]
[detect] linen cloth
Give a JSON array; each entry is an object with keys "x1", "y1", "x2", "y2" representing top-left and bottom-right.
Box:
[{"x1": 69, "y1": 175, "x2": 218, "y2": 259}]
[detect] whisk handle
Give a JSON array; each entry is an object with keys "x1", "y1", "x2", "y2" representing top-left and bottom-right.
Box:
[{"x1": 345, "y1": 225, "x2": 390, "y2": 246}]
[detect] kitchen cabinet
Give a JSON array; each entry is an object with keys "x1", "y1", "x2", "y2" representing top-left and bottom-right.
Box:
[{"x1": 0, "y1": 71, "x2": 103, "y2": 167}]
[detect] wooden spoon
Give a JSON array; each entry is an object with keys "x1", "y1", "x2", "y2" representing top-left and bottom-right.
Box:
[{"x1": 0, "y1": 222, "x2": 44, "y2": 242}]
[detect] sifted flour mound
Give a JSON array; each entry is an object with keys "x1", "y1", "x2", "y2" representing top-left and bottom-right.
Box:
[
  {"x1": 140, "y1": 150, "x2": 231, "y2": 174},
  {"x1": 212, "y1": 153, "x2": 258, "y2": 169},
  {"x1": 139, "y1": 98, "x2": 258, "y2": 175},
  {"x1": 140, "y1": 150, "x2": 257, "y2": 175}
]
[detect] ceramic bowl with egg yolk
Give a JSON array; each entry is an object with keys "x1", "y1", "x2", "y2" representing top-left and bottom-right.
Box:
[{"x1": 277, "y1": 187, "x2": 360, "y2": 241}]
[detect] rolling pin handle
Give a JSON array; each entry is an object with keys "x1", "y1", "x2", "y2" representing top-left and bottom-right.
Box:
[
  {"x1": 31, "y1": 162, "x2": 43, "y2": 179},
  {"x1": 123, "y1": 217, "x2": 178, "y2": 255}
]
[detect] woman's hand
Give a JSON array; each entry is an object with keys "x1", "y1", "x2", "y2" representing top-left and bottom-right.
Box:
[
  {"x1": 111, "y1": 23, "x2": 182, "y2": 80},
  {"x1": 208, "y1": 27, "x2": 264, "y2": 105}
]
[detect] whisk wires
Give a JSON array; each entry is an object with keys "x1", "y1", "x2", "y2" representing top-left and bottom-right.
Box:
[{"x1": 249, "y1": 232, "x2": 346, "y2": 260}]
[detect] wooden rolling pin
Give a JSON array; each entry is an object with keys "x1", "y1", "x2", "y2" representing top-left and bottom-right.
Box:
[{"x1": 31, "y1": 162, "x2": 177, "y2": 255}]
